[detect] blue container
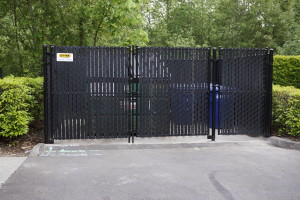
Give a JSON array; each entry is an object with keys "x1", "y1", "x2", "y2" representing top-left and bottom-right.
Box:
[
  {"x1": 170, "y1": 83, "x2": 234, "y2": 128},
  {"x1": 209, "y1": 84, "x2": 237, "y2": 129},
  {"x1": 170, "y1": 83, "x2": 209, "y2": 125},
  {"x1": 209, "y1": 84, "x2": 220, "y2": 128},
  {"x1": 170, "y1": 84, "x2": 194, "y2": 125}
]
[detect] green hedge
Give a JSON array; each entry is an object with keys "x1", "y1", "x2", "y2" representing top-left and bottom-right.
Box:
[
  {"x1": 1, "y1": 76, "x2": 299, "y2": 138},
  {"x1": 273, "y1": 85, "x2": 300, "y2": 137},
  {"x1": 0, "y1": 76, "x2": 43, "y2": 137},
  {"x1": 273, "y1": 55, "x2": 300, "y2": 89}
]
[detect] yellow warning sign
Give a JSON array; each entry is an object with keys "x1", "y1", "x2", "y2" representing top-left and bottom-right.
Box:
[
  {"x1": 59, "y1": 54, "x2": 71, "y2": 58},
  {"x1": 57, "y1": 53, "x2": 73, "y2": 62}
]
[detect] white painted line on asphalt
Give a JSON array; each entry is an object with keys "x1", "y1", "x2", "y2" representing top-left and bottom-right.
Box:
[{"x1": 40, "y1": 148, "x2": 104, "y2": 157}]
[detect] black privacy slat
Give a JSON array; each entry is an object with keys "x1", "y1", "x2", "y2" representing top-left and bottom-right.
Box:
[
  {"x1": 217, "y1": 49, "x2": 271, "y2": 135},
  {"x1": 49, "y1": 46, "x2": 130, "y2": 139},
  {"x1": 137, "y1": 47, "x2": 210, "y2": 137}
]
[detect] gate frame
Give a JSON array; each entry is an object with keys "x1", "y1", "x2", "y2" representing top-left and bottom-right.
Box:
[
  {"x1": 43, "y1": 45, "x2": 273, "y2": 143},
  {"x1": 213, "y1": 48, "x2": 274, "y2": 137},
  {"x1": 266, "y1": 49, "x2": 274, "y2": 137},
  {"x1": 128, "y1": 45, "x2": 140, "y2": 143},
  {"x1": 43, "y1": 44, "x2": 54, "y2": 144}
]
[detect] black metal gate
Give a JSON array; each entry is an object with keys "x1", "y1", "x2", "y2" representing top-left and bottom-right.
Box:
[
  {"x1": 137, "y1": 47, "x2": 210, "y2": 139},
  {"x1": 216, "y1": 48, "x2": 273, "y2": 136},
  {"x1": 43, "y1": 45, "x2": 273, "y2": 143}
]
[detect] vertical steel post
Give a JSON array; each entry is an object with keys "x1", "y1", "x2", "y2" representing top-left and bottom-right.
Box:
[
  {"x1": 128, "y1": 46, "x2": 132, "y2": 143},
  {"x1": 217, "y1": 47, "x2": 222, "y2": 136},
  {"x1": 127, "y1": 45, "x2": 137, "y2": 143},
  {"x1": 267, "y1": 49, "x2": 274, "y2": 137},
  {"x1": 49, "y1": 45, "x2": 54, "y2": 143},
  {"x1": 135, "y1": 46, "x2": 139, "y2": 141},
  {"x1": 207, "y1": 48, "x2": 211, "y2": 137},
  {"x1": 43, "y1": 44, "x2": 52, "y2": 144},
  {"x1": 131, "y1": 45, "x2": 135, "y2": 143},
  {"x1": 211, "y1": 48, "x2": 217, "y2": 141},
  {"x1": 43, "y1": 44, "x2": 48, "y2": 143}
]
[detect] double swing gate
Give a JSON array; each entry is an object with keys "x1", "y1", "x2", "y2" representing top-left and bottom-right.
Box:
[{"x1": 43, "y1": 45, "x2": 273, "y2": 143}]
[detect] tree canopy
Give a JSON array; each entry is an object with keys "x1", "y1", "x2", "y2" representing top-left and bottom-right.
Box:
[
  {"x1": 0, "y1": 0, "x2": 148, "y2": 76},
  {"x1": 0, "y1": 0, "x2": 299, "y2": 77},
  {"x1": 146, "y1": 0, "x2": 299, "y2": 51}
]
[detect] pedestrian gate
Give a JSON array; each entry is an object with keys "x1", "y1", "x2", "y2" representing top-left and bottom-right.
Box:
[{"x1": 43, "y1": 45, "x2": 273, "y2": 143}]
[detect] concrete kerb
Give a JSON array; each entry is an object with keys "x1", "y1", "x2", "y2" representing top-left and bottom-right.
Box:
[
  {"x1": 268, "y1": 136, "x2": 300, "y2": 150},
  {"x1": 29, "y1": 136, "x2": 299, "y2": 157},
  {"x1": 28, "y1": 143, "x2": 44, "y2": 157},
  {"x1": 29, "y1": 140, "x2": 266, "y2": 157}
]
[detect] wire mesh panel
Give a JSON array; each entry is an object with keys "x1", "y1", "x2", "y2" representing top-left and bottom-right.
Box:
[
  {"x1": 49, "y1": 46, "x2": 129, "y2": 139},
  {"x1": 137, "y1": 47, "x2": 210, "y2": 137},
  {"x1": 218, "y1": 48, "x2": 271, "y2": 135}
]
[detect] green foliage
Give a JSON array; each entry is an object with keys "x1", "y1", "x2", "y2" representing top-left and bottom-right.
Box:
[
  {"x1": 0, "y1": 76, "x2": 43, "y2": 137},
  {"x1": 0, "y1": 0, "x2": 148, "y2": 77},
  {"x1": 145, "y1": 0, "x2": 299, "y2": 51},
  {"x1": 278, "y1": 1, "x2": 300, "y2": 55},
  {"x1": 273, "y1": 85, "x2": 300, "y2": 137},
  {"x1": 277, "y1": 24, "x2": 300, "y2": 55},
  {"x1": 0, "y1": 0, "x2": 299, "y2": 77},
  {"x1": 273, "y1": 55, "x2": 300, "y2": 88}
]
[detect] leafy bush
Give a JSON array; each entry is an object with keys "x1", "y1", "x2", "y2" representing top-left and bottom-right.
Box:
[
  {"x1": 273, "y1": 85, "x2": 300, "y2": 137},
  {"x1": 273, "y1": 55, "x2": 300, "y2": 89},
  {"x1": 0, "y1": 76, "x2": 43, "y2": 137}
]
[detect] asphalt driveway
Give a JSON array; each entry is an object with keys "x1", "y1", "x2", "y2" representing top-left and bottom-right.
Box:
[{"x1": 0, "y1": 140, "x2": 300, "y2": 200}]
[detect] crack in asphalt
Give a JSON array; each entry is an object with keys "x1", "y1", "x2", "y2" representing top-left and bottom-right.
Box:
[{"x1": 209, "y1": 171, "x2": 235, "y2": 200}]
